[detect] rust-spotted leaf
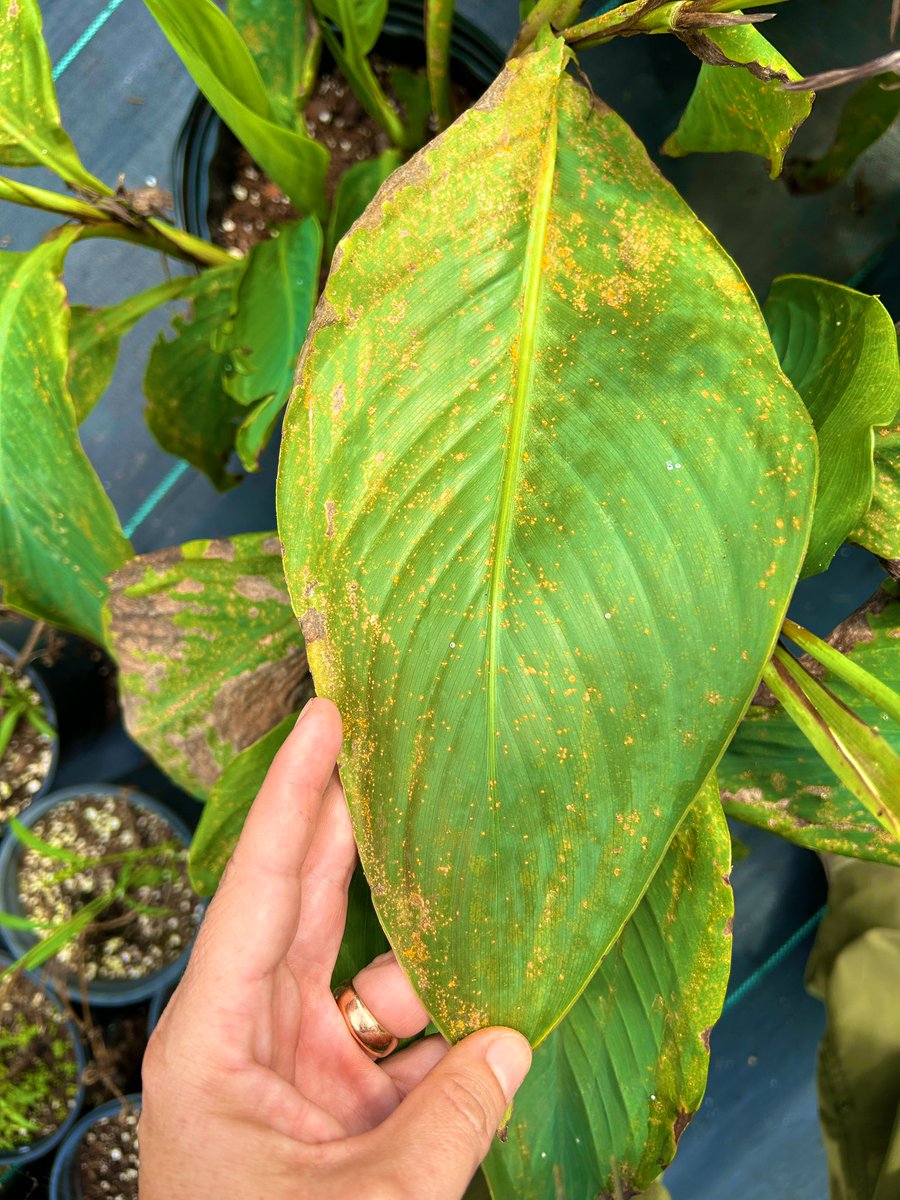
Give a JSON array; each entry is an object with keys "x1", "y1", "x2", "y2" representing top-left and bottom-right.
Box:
[
  {"x1": 485, "y1": 778, "x2": 732, "y2": 1198},
  {"x1": 277, "y1": 40, "x2": 815, "y2": 1045},
  {"x1": 104, "y1": 533, "x2": 312, "y2": 800},
  {"x1": 722, "y1": 581, "x2": 900, "y2": 866}
]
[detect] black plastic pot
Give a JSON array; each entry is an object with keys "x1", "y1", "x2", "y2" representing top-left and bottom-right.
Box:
[
  {"x1": 48, "y1": 1094, "x2": 141, "y2": 1200},
  {"x1": 0, "y1": 636, "x2": 60, "y2": 821},
  {"x1": 0, "y1": 786, "x2": 201, "y2": 1008},
  {"x1": 0, "y1": 954, "x2": 86, "y2": 1170},
  {"x1": 173, "y1": 1, "x2": 506, "y2": 241}
]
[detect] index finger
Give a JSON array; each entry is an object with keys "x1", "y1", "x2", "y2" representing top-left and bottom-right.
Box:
[{"x1": 192, "y1": 698, "x2": 344, "y2": 985}]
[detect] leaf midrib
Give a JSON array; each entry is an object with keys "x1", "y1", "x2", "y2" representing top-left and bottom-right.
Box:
[{"x1": 485, "y1": 78, "x2": 561, "y2": 804}]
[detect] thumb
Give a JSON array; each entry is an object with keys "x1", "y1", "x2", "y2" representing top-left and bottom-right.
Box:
[{"x1": 367, "y1": 1028, "x2": 532, "y2": 1198}]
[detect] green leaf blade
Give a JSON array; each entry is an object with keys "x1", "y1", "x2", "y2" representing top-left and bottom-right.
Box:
[
  {"x1": 663, "y1": 26, "x2": 813, "y2": 178},
  {"x1": 325, "y1": 150, "x2": 403, "y2": 264},
  {"x1": 104, "y1": 533, "x2": 311, "y2": 800},
  {"x1": 723, "y1": 582, "x2": 900, "y2": 864},
  {"x1": 0, "y1": 235, "x2": 132, "y2": 644},
  {"x1": 851, "y1": 420, "x2": 899, "y2": 561},
  {"x1": 144, "y1": 0, "x2": 328, "y2": 217},
  {"x1": 278, "y1": 43, "x2": 815, "y2": 1045},
  {"x1": 228, "y1": 0, "x2": 321, "y2": 125},
  {"x1": 0, "y1": 0, "x2": 108, "y2": 193},
  {"x1": 764, "y1": 275, "x2": 900, "y2": 578},
  {"x1": 484, "y1": 779, "x2": 733, "y2": 1198}
]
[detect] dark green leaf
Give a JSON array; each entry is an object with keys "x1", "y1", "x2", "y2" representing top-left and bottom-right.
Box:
[
  {"x1": 223, "y1": 218, "x2": 322, "y2": 469},
  {"x1": 764, "y1": 275, "x2": 900, "y2": 577},
  {"x1": 325, "y1": 149, "x2": 401, "y2": 262},
  {"x1": 0, "y1": 0, "x2": 108, "y2": 193},
  {"x1": 144, "y1": 262, "x2": 247, "y2": 491},
  {"x1": 389, "y1": 68, "x2": 431, "y2": 148},
  {"x1": 786, "y1": 75, "x2": 900, "y2": 194},
  {"x1": 723, "y1": 582, "x2": 900, "y2": 866},
  {"x1": 228, "y1": 0, "x2": 321, "y2": 125},
  {"x1": 144, "y1": 0, "x2": 328, "y2": 217},
  {"x1": 104, "y1": 533, "x2": 312, "y2": 800},
  {"x1": 484, "y1": 778, "x2": 732, "y2": 1198},
  {"x1": 0, "y1": 234, "x2": 132, "y2": 644},
  {"x1": 69, "y1": 277, "x2": 192, "y2": 424},
  {"x1": 277, "y1": 42, "x2": 815, "y2": 1044},
  {"x1": 189, "y1": 712, "x2": 297, "y2": 894},
  {"x1": 851, "y1": 420, "x2": 899, "y2": 561},
  {"x1": 663, "y1": 26, "x2": 813, "y2": 178}
]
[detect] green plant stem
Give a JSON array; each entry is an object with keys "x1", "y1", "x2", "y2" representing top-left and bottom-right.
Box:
[
  {"x1": 560, "y1": 0, "x2": 780, "y2": 49},
  {"x1": 315, "y1": 17, "x2": 410, "y2": 149},
  {"x1": 426, "y1": 0, "x2": 455, "y2": 131},
  {"x1": 782, "y1": 617, "x2": 900, "y2": 726},
  {"x1": 0, "y1": 706, "x2": 24, "y2": 759},
  {"x1": 511, "y1": 0, "x2": 584, "y2": 56},
  {"x1": 0, "y1": 175, "x2": 232, "y2": 268}
]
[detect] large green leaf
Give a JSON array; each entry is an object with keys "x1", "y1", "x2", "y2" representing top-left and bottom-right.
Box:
[
  {"x1": 144, "y1": 0, "x2": 327, "y2": 217},
  {"x1": 144, "y1": 263, "x2": 247, "y2": 491},
  {"x1": 765, "y1": 276, "x2": 899, "y2": 578},
  {"x1": 722, "y1": 582, "x2": 900, "y2": 866},
  {"x1": 228, "y1": 0, "x2": 320, "y2": 126},
  {"x1": 69, "y1": 277, "x2": 192, "y2": 424},
  {"x1": 0, "y1": 233, "x2": 132, "y2": 644},
  {"x1": 0, "y1": 0, "x2": 108, "y2": 193},
  {"x1": 277, "y1": 41, "x2": 815, "y2": 1044},
  {"x1": 484, "y1": 778, "x2": 732, "y2": 1199},
  {"x1": 104, "y1": 534, "x2": 311, "y2": 800},
  {"x1": 786, "y1": 75, "x2": 900, "y2": 194},
  {"x1": 224, "y1": 217, "x2": 323, "y2": 469},
  {"x1": 851, "y1": 420, "x2": 899, "y2": 561},
  {"x1": 662, "y1": 26, "x2": 813, "y2": 178}
]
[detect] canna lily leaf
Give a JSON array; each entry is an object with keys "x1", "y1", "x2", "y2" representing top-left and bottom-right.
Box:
[
  {"x1": 0, "y1": 0, "x2": 108, "y2": 193},
  {"x1": 224, "y1": 217, "x2": 323, "y2": 470},
  {"x1": 315, "y1": 0, "x2": 387, "y2": 57},
  {"x1": 851, "y1": 420, "x2": 899, "y2": 561},
  {"x1": 723, "y1": 581, "x2": 900, "y2": 866},
  {"x1": 786, "y1": 75, "x2": 900, "y2": 194},
  {"x1": 104, "y1": 534, "x2": 312, "y2": 800},
  {"x1": 228, "y1": 0, "x2": 321, "y2": 125},
  {"x1": 485, "y1": 777, "x2": 732, "y2": 1199},
  {"x1": 325, "y1": 149, "x2": 402, "y2": 262},
  {"x1": 0, "y1": 233, "x2": 132, "y2": 644},
  {"x1": 144, "y1": 0, "x2": 327, "y2": 217},
  {"x1": 68, "y1": 277, "x2": 192, "y2": 424},
  {"x1": 277, "y1": 41, "x2": 815, "y2": 1044},
  {"x1": 663, "y1": 25, "x2": 813, "y2": 178},
  {"x1": 764, "y1": 275, "x2": 899, "y2": 578},
  {"x1": 144, "y1": 262, "x2": 248, "y2": 491}
]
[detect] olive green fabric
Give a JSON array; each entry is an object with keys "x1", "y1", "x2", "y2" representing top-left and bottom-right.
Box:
[{"x1": 806, "y1": 859, "x2": 900, "y2": 1200}]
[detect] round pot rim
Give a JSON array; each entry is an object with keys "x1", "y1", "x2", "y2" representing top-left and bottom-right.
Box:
[
  {"x1": 172, "y1": 2, "x2": 506, "y2": 240},
  {"x1": 48, "y1": 1092, "x2": 142, "y2": 1200},
  {"x1": 0, "y1": 785, "x2": 201, "y2": 1007},
  {"x1": 0, "y1": 636, "x2": 60, "y2": 816},
  {"x1": 0, "y1": 953, "x2": 87, "y2": 1168}
]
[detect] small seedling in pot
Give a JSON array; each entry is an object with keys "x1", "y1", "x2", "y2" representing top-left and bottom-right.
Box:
[
  {"x1": 1, "y1": 799, "x2": 200, "y2": 986},
  {"x1": 0, "y1": 660, "x2": 56, "y2": 822},
  {"x1": 0, "y1": 970, "x2": 80, "y2": 1156}
]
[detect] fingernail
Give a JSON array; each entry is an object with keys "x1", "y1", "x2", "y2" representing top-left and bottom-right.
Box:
[
  {"x1": 296, "y1": 698, "x2": 315, "y2": 724},
  {"x1": 486, "y1": 1033, "x2": 532, "y2": 1105}
]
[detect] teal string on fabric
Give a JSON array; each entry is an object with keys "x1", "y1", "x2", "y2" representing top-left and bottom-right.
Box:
[
  {"x1": 722, "y1": 905, "x2": 825, "y2": 1016},
  {"x1": 122, "y1": 460, "x2": 190, "y2": 539},
  {"x1": 52, "y1": 0, "x2": 130, "y2": 81}
]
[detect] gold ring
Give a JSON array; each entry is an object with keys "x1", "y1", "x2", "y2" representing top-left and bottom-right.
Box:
[{"x1": 333, "y1": 983, "x2": 398, "y2": 1059}]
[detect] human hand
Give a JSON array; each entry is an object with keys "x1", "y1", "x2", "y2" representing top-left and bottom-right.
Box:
[{"x1": 139, "y1": 698, "x2": 532, "y2": 1199}]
